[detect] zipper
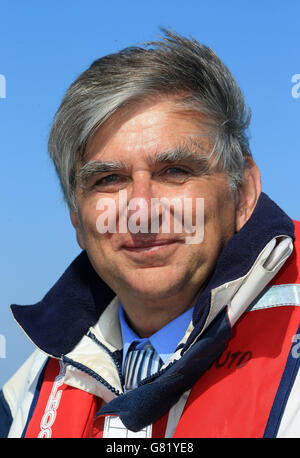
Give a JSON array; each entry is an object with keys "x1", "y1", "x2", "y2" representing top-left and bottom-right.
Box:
[
  {"x1": 62, "y1": 355, "x2": 122, "y2": 396},
  {"x1": 86, "y1": 330, "x2": 124, "y2": 387},
  {"x1": 62, "y1": 329, "x2": 124, "y2": 396}
]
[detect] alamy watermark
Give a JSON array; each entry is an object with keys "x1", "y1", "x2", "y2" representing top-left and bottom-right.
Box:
[
  {"x1": 0, "y1": 74, "x2": 6, "y2": 99},
  {"x1": 291, "y1": 74, "x2": 300, "y2": 99},
  {"x1": 95, "y1": 190, "x2": 204, "y2": 244},
  {"x1": 0, "y1": 334, "x2": 6, "y2": 359}
]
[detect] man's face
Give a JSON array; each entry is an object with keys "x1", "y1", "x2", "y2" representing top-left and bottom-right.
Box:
[{"x1": 71, "y1": 100, "x2": 242, "y2": 317}]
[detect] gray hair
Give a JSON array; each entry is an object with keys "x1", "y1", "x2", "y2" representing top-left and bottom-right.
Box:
[{"x1": 48, "y1": 29, "x2": 252, "y2": 211}]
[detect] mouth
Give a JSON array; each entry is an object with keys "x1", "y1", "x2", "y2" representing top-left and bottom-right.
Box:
[{"x1": 121, "y1": 237, "x2": 181, "y2": 253}]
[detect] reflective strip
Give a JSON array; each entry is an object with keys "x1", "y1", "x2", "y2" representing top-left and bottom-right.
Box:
[{"x1": 249, "y1": 284, "x2": 300, "y2": 312}]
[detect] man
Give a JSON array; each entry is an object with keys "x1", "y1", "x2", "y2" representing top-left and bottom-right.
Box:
[{"x1": 1, "y1": 30, "x2": 300, "y2": 438}]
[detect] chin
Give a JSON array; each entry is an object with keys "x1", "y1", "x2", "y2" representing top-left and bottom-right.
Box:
[{"x1": 122, "y1": 269, "x2": 188, "y2": 300}]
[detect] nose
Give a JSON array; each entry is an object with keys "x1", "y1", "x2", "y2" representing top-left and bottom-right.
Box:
[{"x1": 126, "y1": 172, "x2": 153, "y2": 233}]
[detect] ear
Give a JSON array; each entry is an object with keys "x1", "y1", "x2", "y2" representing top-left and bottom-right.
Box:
[
  {"x1": 70, "y1": 210, "x2": 86, "y2": 250},
  {"x1": 235, "y1": 157, "x2": 262, "y2": 231}
]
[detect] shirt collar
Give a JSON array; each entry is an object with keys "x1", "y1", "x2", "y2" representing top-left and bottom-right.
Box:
[{"x1": 119, "y1": 303, "x2": 194, "y2": 368}]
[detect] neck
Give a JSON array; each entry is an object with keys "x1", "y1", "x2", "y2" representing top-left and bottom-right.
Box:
[{"x1": 119, "y1": 292, "x2": 198, "y2": 338}]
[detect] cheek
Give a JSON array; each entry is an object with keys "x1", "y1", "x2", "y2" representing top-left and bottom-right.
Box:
[
  {"x1": 81, "y1": 196, "x2": 115, "y2": 237},
  {"x1": 205, "y1": 198, "x2": 236, "y2": 244},
  {"x1": 179, "y1": 198, "x2": 205, "y2": 237},
  {"x1": 199, "y1": 185, "x2": 236, "y2": 243}
]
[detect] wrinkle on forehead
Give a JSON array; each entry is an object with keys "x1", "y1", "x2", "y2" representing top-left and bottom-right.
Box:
[{"x1": 83, "y1": 98, "x2": 214, "y2": 161}]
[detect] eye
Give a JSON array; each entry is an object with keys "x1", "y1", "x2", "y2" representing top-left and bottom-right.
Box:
[
  {"x1": 165, "y1": 167, "x2": 189, "y2": 175},
  {"x1": 90, "y1": 173, "x2": 130, "y2": 193},
  {"x1": 162, "y1": 166, "x2": 192, "y2": 179},
  {"x1": 93, "y1": 173, "x2": 128, "y2": 191},
  {"x1": 93, "y1": 174, "x2": 123, "y2": 187},
  {"x1": 156, "y1": 166, "x2": 192, "y2": 184},
  {"x1": 99, "y1": 174, "x2": 119, "y2": 184}
]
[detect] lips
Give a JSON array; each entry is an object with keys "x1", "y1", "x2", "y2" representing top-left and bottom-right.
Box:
[{"x1": 122, "y1": 237, "x2": 180, "y2": 251}]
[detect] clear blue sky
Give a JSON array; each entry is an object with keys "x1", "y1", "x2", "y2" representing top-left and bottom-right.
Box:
[{"x1": 1, "y1": 0, "x2": 299, "y2": 386}]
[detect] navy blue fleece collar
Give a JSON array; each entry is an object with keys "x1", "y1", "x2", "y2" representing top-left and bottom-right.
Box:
[{"x1": 10, "y1": 192, "x2": 295, "y2": 359}]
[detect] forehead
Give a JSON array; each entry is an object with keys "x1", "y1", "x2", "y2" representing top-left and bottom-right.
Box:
[{"x1": 84, "y1": 100, "x2": 213, "y2": 164}]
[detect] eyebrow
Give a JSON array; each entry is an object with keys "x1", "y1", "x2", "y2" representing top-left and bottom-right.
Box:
[
  {"x1": 77, "y1": 143, "x2": 212, "y2": 190},
  {"x1": 147, "y1": 145, "x2": 212, "y2": 172},
  {"x1": 77, "y1": 160, "x2": 126, "y2": 190}
]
